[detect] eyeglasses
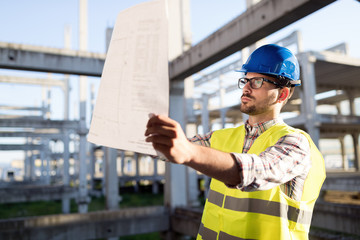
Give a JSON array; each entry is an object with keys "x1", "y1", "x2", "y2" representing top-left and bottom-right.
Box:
[{"x1": 238, "y1": 77, "x2": 284, "y2": 89}]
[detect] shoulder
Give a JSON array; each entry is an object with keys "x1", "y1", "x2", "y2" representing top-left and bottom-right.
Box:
[{"x1": 276, "y1": 131, "x2": 311, "y2": 152}]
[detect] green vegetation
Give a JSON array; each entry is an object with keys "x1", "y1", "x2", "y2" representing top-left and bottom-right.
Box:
[
  {"x1": 0, "y1": 192, "x2": 164, "y2": 219},
  {"x1": 0, "y1": 199, "x2": 66, "y2": 219},
  {"x1": 0, "y1": 192, "x2": 165, "y2": 240}
]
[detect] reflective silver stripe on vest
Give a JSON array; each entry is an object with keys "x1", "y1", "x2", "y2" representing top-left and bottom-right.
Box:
[
  {"x1": 198, "y1": 223, "x2": 217, "y2": 240},
  {"x1": 207, "y1": 189, "x2": 312, "y2": 225},
  {"x1": 207, "y1": 188, "x2": 225, "y2": 207},
  {"x1": 199, "y1": 224, "x2": 251, "y2": 240}
]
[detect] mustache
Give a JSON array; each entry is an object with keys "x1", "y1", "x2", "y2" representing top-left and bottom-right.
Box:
[{"x1": 241, "y1": 93, "x2": 255, "y2": 100}]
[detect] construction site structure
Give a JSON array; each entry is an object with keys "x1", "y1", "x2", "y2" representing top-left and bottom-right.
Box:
[{"x1": 0, "y1": 0, "x2": 359, "y2": 239}]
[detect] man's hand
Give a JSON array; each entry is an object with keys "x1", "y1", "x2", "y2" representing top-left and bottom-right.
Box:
[
  {"x1": 145, "y1": 114, "x2": 195, "y2": 164},
  {"x1": 145, "y1": 114, "x2": 241, "y2": 186}
]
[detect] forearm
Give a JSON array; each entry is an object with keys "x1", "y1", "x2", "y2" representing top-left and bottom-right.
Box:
[
  {"x1": 145, "y1": 114, "x2": 241, "y2": 186},
  {"x1": 185, "y1": 143, "x2": 241, "y2": 186}
]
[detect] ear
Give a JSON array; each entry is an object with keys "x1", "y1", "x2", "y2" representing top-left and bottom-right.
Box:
[{"x1": 278, "y1": 87, "x2": 290, "y2": 102}]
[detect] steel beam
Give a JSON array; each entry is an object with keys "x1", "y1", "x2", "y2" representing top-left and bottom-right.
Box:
[
  {"x1": 168, "y1": 0, "x2": 336, "y2": 80},
  {"x1": 0, "y1": 144, "x2": 43, "y2": 151},
  {"x1": 0, "y1": 118, "x2": 79, "y2": 129},
  {"x1": 0, "y1": 75, "x2": 65, "y2": 87},
  {"x1": 0, "y1": 42, "x2": 105, "y2": 76},
  {"x1": 0, "y1": 132, "x2": 62, "y2": 138},
  {"x1": 318, "y1": 114, "x2": 360, "y2": 125},
  {"x1": 0, "y1": 105, "x2": 46, "y2": 111}
]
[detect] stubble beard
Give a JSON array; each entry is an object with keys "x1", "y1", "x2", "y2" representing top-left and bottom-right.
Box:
[
  {"x1": 240, "y1": 103, "x2": 256, "y2": 115},
  {"x1": 240, "y1": 93, "x2": 277, "y2": 115}
]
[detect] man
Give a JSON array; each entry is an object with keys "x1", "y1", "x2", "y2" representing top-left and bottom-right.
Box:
[{"x1": 145, "y1": 44, "x2": 326, "y2": 240}]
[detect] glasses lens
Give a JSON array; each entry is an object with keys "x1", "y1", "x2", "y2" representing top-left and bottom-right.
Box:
[
  {"x1": 238, "y1": 78, "x2": 247, "y2": 89},
  {"x1": 250, "y1": 78, "x2": 263, "y2": 89}
]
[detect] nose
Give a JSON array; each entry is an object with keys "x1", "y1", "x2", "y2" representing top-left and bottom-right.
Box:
[{"x1": 242, "y1": 80, "x2": 252, "y2": 92}]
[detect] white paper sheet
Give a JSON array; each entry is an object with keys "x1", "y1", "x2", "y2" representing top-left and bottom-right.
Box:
[{"x1": 88, "y1": 0, "x2": 169, "y2": 156}]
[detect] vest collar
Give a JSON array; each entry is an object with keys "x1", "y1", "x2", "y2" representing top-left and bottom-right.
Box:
[{"x1": 245, "y1": 118, "x2": 284, "y2": 136}]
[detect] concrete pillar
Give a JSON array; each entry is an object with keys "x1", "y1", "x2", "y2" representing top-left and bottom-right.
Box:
[
  {"x1": 62, "y1": 131, "x2": 71, "y2": 213},
  {"x1": 298, "y1": 53, "x2": 320, "y2": 147},
  {"x1": 201, "y1": 94, "x2": 211, "y2": 197},
  {"x1": 30, "y1": 151, "x2": 36, "y2": 181},
  {"x1": 220, "y1": 108, "x2": 228, "y2": 129},
  {"x1": 77, "y1": 0, "x2": 89, "y2": 213},
  {"x1": 119, "y1": 150, "x2": 125, "y2": 188},
  {"x1": 102, "y1": 150, "x2": 107, "y2": 196},
  {"x1": 44, "y1": 139, "x2": 51, "y2": 185},
  {"x1": 24, "y1": 138, "x2": 32, "y2": 181},
  {"x1": 339, "y1": 137, "x2": 349, "y2": 171},
  {"x1": 120, "y1": 150, "x2": 125, "y2": 176},
  {"x1": 184, "y1": 73, "x2": 199, "y2": 207},
  {"x1": 346, "y1": 90, "x2": 356, "y2": 116},
  {"x1": 352, "y1": 133, "x2": 360, "y2": 171},
  {"x1": 165, "y1": 80, "x2": 188, "y2": 208},
  {"x1": 165, "y1": 0, "x2": 191, "y2": 211},
  {"x1": 219, "y1": 74, "x2": 228, "y2": 129},
  {"x1": 41, "y1": 88, "x2": 47, "y2": 119},
  {"x1": 152, "y1": 158, "x2": 159, "y2": 194},
  {"x1": 294, "y1": 30, "x2": 304, "y2": 53},
  {"x1": 134, "y1": 153, "x2": 140, "y2": 192},
  {"x1": 46, "y1": 87, "x2": 51, "y2": 119},
  {"x1": 105, "y1": 147, "x2": 119, "y2": 210},
  {"x1": 61, "y1": 22, "x2": 72, "y2": 213},
  {"x1": 40, "y1": 146, "x2": 46, "y2": 182},
  {"x1": 89, "y1": 84, "x2": 96, "y2": 192},
  {"x1": 185, "y1": 121, "x2": 200, "y2": 207},
  {"x1": 89, "y1": 146, "x2": 96, "y2": 191},
  {"x1": 63, "y1": 79, "x2": 70, "y2": 116},
  {"x1": 24, "y1": 152, "x2": 30, "y2": 181},
  {"x1": 201, "y1": 94, "x2": 210, "y2": 134},
  {"x1": 335, "y1": 102, "x2": 342, "y2": 115}
]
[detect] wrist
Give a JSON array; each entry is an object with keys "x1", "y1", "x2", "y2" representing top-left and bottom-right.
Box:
[{"x1": 183, "y1": 143, "x2": 204, "y2": 167}]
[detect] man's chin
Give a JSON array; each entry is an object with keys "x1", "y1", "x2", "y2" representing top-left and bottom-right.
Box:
[{"x1": 240, "y1": 106, "x2": 256, "y2": 115}]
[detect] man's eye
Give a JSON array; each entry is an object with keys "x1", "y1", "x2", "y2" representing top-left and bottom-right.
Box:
[{"x1": 254, "y1": 80, "x2": 262, "y2": 85}]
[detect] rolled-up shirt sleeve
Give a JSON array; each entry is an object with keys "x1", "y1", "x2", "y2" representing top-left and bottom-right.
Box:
[
  {"x1": 189, "y1": 131, "x2": 213, "y2": 147},
  {"x1": 231, "y1": 132, "x2": 311, "y2": 192}
]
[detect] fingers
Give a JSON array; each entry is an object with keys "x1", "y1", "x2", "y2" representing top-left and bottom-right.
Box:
[
  {"x1": 144, "y1": 124, "x2": 176, "y2": 138},
  {"x1": 146, "y1": 114, "x2": 177, "y2": 128},
  {"x1": 145, "y1": 134, "x2": 174, "y2": 146},
  {"x1": 145, "y1": 114, "x2": 180, "y2": 138}
]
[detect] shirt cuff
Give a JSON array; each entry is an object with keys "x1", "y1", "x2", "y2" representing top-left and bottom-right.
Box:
[{"x1": 225, "y1": 152, "x2": 245, "y2": 189}]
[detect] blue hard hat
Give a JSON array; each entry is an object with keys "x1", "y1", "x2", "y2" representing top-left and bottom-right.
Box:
[{"x1": 239, "y1": 44, "x2": 301, "y2": 86}]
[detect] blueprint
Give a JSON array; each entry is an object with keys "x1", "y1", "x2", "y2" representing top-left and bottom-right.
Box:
[{"x1": 88, "y1": 0, "x2": 169, "y2": 156}]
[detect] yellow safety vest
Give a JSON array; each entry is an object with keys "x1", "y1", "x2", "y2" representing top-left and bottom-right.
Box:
[{"x1": 197, "y1": 123, "x2": 326, "y2": 240}]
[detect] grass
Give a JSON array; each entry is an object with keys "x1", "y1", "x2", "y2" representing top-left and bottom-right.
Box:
[{"x1": 0, "y1": 192, "x2": 164, "y2": 220}]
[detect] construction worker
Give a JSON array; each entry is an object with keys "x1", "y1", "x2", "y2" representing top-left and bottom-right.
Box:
[{"x1": 145, "y1": 44, "x2": 326, "y2": 240}]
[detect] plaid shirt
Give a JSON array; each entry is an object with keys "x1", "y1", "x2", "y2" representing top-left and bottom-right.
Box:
[{"x1": 190, "y1": 119, "x2": 311, "y2": 201}]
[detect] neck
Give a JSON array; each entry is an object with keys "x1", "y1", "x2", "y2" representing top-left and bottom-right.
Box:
[{"x1": 247, "y1": 112, "x2": 279, "y2": 126}]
